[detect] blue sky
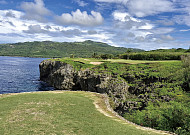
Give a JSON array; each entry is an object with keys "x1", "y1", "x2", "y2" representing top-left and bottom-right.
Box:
[{"x1": 0, "y1": 0, "x2": 189, "y2": 50}]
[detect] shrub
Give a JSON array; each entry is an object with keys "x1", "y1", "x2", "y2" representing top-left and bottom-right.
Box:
[
  {"x1": 124, "y1": 101, "x2": 190, "y2": 135},
  {"x1": 121, "y1": 52, "x2": 189, "y2": 60},
  {"x1": 181, "y1": 55, "x2": 190, "y2": 91}
]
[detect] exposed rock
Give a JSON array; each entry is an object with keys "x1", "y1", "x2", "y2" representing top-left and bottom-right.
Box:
[{"x1": 39, "y1": 60, "x2": 129, "y2": 109}]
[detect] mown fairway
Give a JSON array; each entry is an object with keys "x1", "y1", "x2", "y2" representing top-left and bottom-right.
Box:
[{"x1": 0, "y1": 91, "x2": 168, "y2": 135}]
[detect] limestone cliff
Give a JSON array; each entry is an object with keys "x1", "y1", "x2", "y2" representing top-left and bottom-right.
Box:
[{"x1": 39, "y1": 60, "x2": 129, "y2": 110}]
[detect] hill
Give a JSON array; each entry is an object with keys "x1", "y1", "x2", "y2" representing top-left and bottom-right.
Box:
[{"x1": 0, "y1": 40, "x2": 143, "y2": 58}]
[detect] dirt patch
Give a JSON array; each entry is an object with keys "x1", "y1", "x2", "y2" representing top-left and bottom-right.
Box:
[
  {"x1": 90, "y1": 62, "x2": 104, "y2": 65},
  {"x1": 93, "y1": 101, "x2": 113, "y2": 118},
  {"x1": 83, "y1": 59, "x2": 90, "y2": 61}
]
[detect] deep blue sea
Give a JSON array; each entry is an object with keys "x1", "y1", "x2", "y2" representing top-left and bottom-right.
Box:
[{"x1": 0, "y1": 56, "x2": 54, "y2": 94}]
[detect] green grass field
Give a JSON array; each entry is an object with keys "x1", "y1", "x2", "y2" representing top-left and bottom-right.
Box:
[{"x1": 0, "y1": 91, "x2": 168, "y2": 135}]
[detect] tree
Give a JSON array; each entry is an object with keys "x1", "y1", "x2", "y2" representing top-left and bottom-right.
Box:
[{"x1": 70, "y1": 54, "x2": 74, "y2": 58}]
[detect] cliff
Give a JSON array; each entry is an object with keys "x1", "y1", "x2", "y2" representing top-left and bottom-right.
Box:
[
  {"x1": 39, "y1": 60, "x2": 129, "y2": 111},
  {"x1": 39, "y1": 59, "x2": 190, "y2": 134}
]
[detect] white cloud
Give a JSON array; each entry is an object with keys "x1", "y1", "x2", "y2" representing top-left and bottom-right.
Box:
[
  {"x1": 149, "y1": 27, "x2": 174, "y2": 35},
  {"x1": 23, "y1": 25, "x2": 47, "y2": 34},
  {"x1": 138, "y1": 23, "x2": 154, "y2": 30},
  {"x1": 55, "y1": 9, "x2": 103, "y2": 26},
  {"x1": 20, "y1": 0, "x2": 51, "y2": 22},
  {"x1": 112, "y1": 11, "x2": 154, "y2": 31},
  {"x1": 160, "y1": 35, "x2": 174, "y2": 41},
  {"x1": 112, "y1": 11, "x2": 144, "y2": 29},
  {"x1": 128, "y1": 0, "x2": 174, "y2": 17},
  {"x1": 0, "y1": 9, "x2": 106, "y2": 44},
  {"x1": 95, "y1": 0, "x2": 174, "y2": 17},
  {"x1": 94, "y1": 0, "x2": 129, "y2": 5},
  {"x1": 156, "y1": 19, "x2": 175, "y2": 26},
  {"x1": 174, "y1": 15, "x2": 190, "y2": 26},
  {"x1": 88, "y1": 30, "x2": 98, "y2": 35},
  {"x1": 75, "y1": 0, "x2": 88, "y2": 7},
  {"x1": 113, "y1": 12, "x2": 140, "y2": 22},
  {"x1": 180, "y1": 29, "x2": 190, "y2": 32}
]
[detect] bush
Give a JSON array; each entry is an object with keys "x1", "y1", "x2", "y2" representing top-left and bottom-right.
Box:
[
  {"x1": 121, "y1": 52, "x2": 189, "y2": 60},
  {"x1": 181, "y1": 55, "x2": 190, "y2": 91},
  {"x1": 124, "y1": 101, "x2": 190, "y2": 135}
]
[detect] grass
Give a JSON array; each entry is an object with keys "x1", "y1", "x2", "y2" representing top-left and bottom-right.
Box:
[
  {"x1": 0, "y1": 91, "x2": 166, "y2": 135},
  {"x1": 52, "y1": 58, "x2": 180, "y2": 65},
  {"x1": 106, "y1": 59, "x2": 180, "y2": 64}
]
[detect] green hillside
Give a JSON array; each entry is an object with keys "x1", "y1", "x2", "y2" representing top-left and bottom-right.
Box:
[{"x1": 0, "y1": 40, "x2": 143, "y2": 58}]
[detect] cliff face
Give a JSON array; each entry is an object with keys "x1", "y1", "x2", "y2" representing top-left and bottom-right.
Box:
[{"x1": 39, "y1": 60, "x2": 129, "y2": 110}]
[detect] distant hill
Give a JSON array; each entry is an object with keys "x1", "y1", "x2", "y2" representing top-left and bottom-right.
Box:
[
  {"x1": 0, "y1": 40, "x2": 144, "y2": 58},
  {"x1": 149, "y1": 48, "x2": 190, "y2": 53}
]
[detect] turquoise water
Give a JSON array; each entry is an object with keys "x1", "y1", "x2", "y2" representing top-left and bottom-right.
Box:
[{"x1": 0, "y1": 56, "x2": 54, "y2": 94}]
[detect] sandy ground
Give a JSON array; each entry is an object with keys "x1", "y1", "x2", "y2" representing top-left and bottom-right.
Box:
[{"x1": 90, "y1": 62, "x2": 104, "y2": 65}]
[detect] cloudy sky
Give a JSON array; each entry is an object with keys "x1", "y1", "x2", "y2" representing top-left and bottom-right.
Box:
[{"x1": 0, "y1": 0, "x2": 190, "y2": 50}]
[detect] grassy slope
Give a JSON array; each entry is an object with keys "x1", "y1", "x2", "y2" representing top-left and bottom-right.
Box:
[{"x1": 0, "y1": 91, "x2": 165, "y2": 135}]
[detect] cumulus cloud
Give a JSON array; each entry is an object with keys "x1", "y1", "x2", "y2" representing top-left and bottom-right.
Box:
[
  {"x1": 20, "y1": 0, "x2": 51, "y2": 22},
  {"x1": 55, "y1": 9, "x2": 103, "y2": 26},
  {"x1": 23, "y1": 25, "x2": 48, "y2": 34},
  {"x1": 128, "y1": 0, "x2": 174, "y2": 17},
  {"x1": 112, "y1": 11, "x2": 154, "y2": 30},
  {"x1": 5, "y1": 11, "x2": 16, "y2": 18},
  {"x1": 113, "y1": 12, "x2": 140, "y2": 22},
  {"x1": 1, "y1": 10, "x2": 23, "y2": 19},
  {"x1": 113, "y1": 11, "x2": 142, "y2": 29}
]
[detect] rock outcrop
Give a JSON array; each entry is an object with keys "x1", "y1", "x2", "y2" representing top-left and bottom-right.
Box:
[{"x1": 39, "y1": 60, "x2": 129, "y2": 110}]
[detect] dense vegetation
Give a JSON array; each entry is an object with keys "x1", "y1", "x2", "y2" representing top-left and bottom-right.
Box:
[
  {"x1": 0, "y1": 91, "x2": 162, "y2": 135},
  {"x1": 0, "y1": 40, "x2": 143, "y2": 58},
  {"x1": 121, "y1": 48, "x2": 190, "y2": 60},
  {"x1": 54, "y1": 57, "x2": 190, "y2": 135},
  {"x1": 121, "y1": 52, "x2": 189, "y2": 60}
]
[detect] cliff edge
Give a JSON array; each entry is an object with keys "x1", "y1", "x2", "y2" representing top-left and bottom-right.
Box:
[{"x1": 39, "y1": 60, "x2": 129, "y2": 111}]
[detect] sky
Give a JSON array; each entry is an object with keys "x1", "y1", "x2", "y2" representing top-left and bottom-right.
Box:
[{"x1": 0, "y1": 0, "x2": 190, "y2": 50}]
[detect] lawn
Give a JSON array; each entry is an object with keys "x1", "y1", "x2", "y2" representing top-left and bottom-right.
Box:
[{"x1": 0, "y1": 91, "x2": 168, "y2": 135}]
